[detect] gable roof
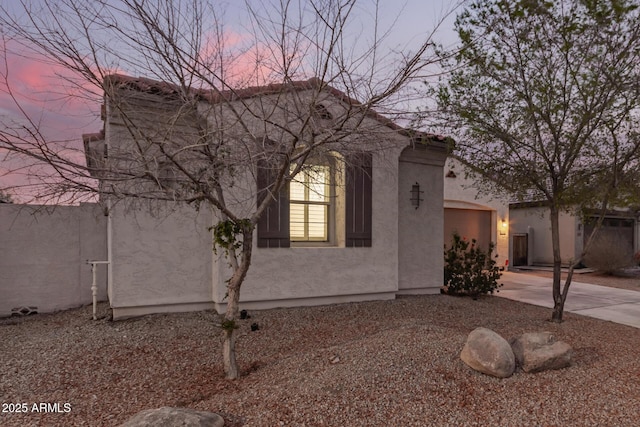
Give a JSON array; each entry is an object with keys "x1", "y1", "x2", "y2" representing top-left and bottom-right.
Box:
[{"x1": 102, "y1": 74, "x2": 451, "y2": 147}]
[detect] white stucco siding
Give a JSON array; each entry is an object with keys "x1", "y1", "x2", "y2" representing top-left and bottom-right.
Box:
[
  {"x1": 509, "y1": 206, "x2": 578, "y2": 266},
  {"x1": 396, "y1": 145, "x2": 447, "y2": 293},
  {"x1": 109, "y1": 203, "x2": 213, "y2": 314},
  {"x1": 214, "y1": 148, "x2": 401, "y2": 308},
  {"x1": 0, "y1": 204, "x2": 107, "y2": 316},
  {"x1": 239, "y1": 247, "x2": 397, "y2": 302},
  {"x1": 102, "y1": 81, "x2": 448, "y2": 316}
]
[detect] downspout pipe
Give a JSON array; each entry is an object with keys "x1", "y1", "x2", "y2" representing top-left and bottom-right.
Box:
[
  {"x1": 87, "y1": 260, "x2": 109, "y2": 320},
  {"x1": 107, "y1": 197, "x2": 113, "y2": 306}
]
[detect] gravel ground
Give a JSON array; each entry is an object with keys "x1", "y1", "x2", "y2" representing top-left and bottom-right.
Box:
[{"x1": 2, "y1": 287, "x2": 640, "y2": 426}]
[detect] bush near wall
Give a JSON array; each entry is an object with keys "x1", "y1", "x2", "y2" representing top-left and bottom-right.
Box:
[{"x1": 443, "y1": 232, "x2": 502, "y2": 298}]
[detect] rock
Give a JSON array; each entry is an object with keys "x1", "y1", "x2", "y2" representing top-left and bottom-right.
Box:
[
  {"x1": 460, "y1": 327, "x2": 515, "y2": 378},
  {"x1": 510, "y1": 332, "x2": 572, "y2": 373},
  {"x1": 118, "y1": 407, "x2": 224, "y2": 427}
]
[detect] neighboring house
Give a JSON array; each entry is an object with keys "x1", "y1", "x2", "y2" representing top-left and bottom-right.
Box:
[
  {"x1": 84, "y1": 75, "x2": 450, "y2": 319},
  {"x1": 443, "y1": 158, "x2": 509, "y2": 268},
  {"x1": 509, "y1": 202, "x2": 640, "y2": 267}
]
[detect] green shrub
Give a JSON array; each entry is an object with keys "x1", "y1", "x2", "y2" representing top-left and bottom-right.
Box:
[{"x1": 443, "y1": 232, "x2": 502, "y2": 298}]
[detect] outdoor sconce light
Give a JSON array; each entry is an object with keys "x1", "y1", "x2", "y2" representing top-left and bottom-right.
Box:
[
  {"x1": 410, "y1": 182, "x2": 423, "y2": 209},
  {"x1": 501, "y1": 218, "x2": 507, "y2": 228}
]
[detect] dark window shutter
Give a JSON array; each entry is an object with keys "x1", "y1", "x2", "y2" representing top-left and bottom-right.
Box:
[
  {"x1": 345, "y1": 152, "x2": 372, "y2": 247},
  {"x1": 257, "y1": 161, "x2": 290, "y2": 248}
]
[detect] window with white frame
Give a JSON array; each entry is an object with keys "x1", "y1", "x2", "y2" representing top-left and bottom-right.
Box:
[{"x1": 289, "y1": 164, "x2": 331, "y2": 242}]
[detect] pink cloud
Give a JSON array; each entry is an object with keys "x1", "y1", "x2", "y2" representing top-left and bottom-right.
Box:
[
  {"x1": 1, "y1": 44, "x2": 102, "y2": 139},
  {"x1": 196, "y1": 28, "x2": 311, "y2": 89},
  {"x1": 0, "y1": 43, "x2": 103, "y2": 202}
]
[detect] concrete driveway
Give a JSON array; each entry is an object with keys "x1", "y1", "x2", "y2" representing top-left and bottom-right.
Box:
[{"x1": 497, "y1": 271, "x2": 640, "y2": 328}]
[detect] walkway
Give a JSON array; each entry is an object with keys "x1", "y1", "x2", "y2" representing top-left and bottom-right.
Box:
[{"x1": 497, "y1": 271, "x2": 640, "y2": 328}]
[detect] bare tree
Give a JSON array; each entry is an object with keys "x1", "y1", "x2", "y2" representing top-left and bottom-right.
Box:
[
  {"x1": 0, "y1": 0, "x2": 453, "y2": 378},
  {"x1": 435, "y1": 0, "x2": 640, "y2": 322}
]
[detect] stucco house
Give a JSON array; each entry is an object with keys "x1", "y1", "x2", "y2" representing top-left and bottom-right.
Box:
[
  {"x1": 84, "y1": 75, "x2": 450, "y2": 319},
  {"x1": 509, "y1": 202, "x2": 640, "y2": 267},
  {"x1": 443, "y1": 158, "x2": 509, "y2": 268}
]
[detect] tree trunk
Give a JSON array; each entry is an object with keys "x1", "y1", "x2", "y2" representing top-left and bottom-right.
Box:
[
  {"x1": 223, "y1": 284, "x2": 240, "y2": 379},
  {"x1": 222, "y1": 226, "x2": 254, "y2": 380},
  {"x1": 550, "y1": 205, "x2": 565, "y2": 322}
]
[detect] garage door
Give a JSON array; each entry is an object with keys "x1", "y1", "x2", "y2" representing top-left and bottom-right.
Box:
[
  {"x1": 584, "y1": 217, "x2": 635, "y2": 261},
  {"x1": 444, "y1": 208, "x2": 492, "y2": 252}
]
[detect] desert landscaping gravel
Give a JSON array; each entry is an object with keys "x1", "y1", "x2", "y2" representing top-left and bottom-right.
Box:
[{"x1": 1, "y1": 281, "x2": 639, "y2": 426}]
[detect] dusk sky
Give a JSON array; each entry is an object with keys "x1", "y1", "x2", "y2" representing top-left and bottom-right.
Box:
[{"x1": 0, "y1": 0, "x2": 462, "y2": 202}]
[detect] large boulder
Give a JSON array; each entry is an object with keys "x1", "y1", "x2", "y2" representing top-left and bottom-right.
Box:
[
  {"x1": 509, "y1": 332, "x2": 572, "y2": 373},
  {"x1": 460, "y1": 327, "x2": 515, "y2": 378},
  {"x1": 118, "y1": 407, "x2": 224, "y2": 427}
]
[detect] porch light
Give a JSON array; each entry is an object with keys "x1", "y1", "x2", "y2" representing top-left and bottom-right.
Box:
[
  {"x1": 410, "y1": 182, "x2": 423, "y2": 209},
  {"x1": 500, "y1": 218, "x2": 508, "y2": 235}
]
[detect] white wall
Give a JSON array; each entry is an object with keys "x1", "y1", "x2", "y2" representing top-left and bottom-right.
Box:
[
  {"x1": 109, "y1": 203, "x2": 213, "y2": 319},
  {"x1": 443, "y1": 158, "x2": 509, "y2": 268},
  {"x1": 0, "y1": 203, "x2": 107, "y2": 317},
  {"x1": 106, "y1": 142, "x2": 449, "y2": 317},
  {"x1": 103, "y1": 82, "x2": 448, "y2": 317},
  {"x1": 509, "y1": 205, "x2": 578, "y2": 266},
  {"x1": 397, "y1": 145, "x2": 447, "y2": 294},
  {"x1": 107, "y1": 146, "x2": 411, "y2": 317},
  {"x1": 213, "y1": 144, "x2": 404, "y2": 311},
  {"x1": 108, "y1": 144, "x2": 450, "y2": 317}
]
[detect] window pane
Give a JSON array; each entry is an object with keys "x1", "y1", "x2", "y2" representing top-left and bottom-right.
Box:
[
  {"x1": 290, "y1": 203, "x2": 306, "y2": 239},
  {"x1": 290, "y1": 179, "x2": 305, "y2": 201},
  {"x1": 307, "y1": 167, "x2": 327, "y2": 202},
  {"x1": 289, "y1": 163, "x2": 330, "y2": 242},
  {"x1": 307, "y1": 204, "x2": 327, "y2": 240}
]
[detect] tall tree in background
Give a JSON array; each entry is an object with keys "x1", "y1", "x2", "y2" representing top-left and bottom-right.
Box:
[
  {"x1": 436, "y1": 0, "x2": 640, "y2": 321},
  {"x1": 0, "y1": 0, "x2": 451, "y2": 378}
]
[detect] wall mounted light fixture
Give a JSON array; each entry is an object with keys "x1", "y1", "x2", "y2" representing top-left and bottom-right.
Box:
[
  {"x1": 500, "y1": 218, "x2": 507, "y2": 235},
  {"x1": 410, "y1": 182, "x2": 423, "y2": 209}
]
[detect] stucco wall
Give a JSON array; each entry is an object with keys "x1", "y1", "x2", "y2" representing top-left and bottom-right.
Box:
[
  {"x1": 0, "y1": 203, "x2": 107, "y2": 317},
  {"x1": 109, "y1": 203, "x2": 213, "y2": 318},
  {"x1": 216, "y1": 148, "x2": 402, "y2": 311},
  {"x1": 509, "y1": 206, "x2": 578, "y2": 266},
  {"x1": 102, "y1": 82, "x2": 448, "y2": 316},
  {"x1": 397, "y1": 145, "x2": 447, "y2": 293},
  {"x1": 443, "y1": 159, "x2": 509, "y2": 267}
]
